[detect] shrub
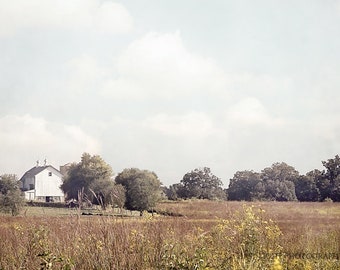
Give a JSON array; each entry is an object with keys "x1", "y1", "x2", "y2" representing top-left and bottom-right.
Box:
[{"x1": 160, "y1": 205, "x2": 283, "y2": 269}]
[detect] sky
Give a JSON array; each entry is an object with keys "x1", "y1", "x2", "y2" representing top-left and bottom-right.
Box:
[{"x1": 1, "y1": 0, "x2": 340, "y2": 187}]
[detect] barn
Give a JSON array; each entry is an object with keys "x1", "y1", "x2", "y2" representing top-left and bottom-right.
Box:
[{"x1": 19, "y1": 161, "x2": 65, "y2": 202}]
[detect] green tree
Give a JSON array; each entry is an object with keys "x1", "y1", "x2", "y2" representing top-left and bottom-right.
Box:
[
  {"x1": 180, "y1": 167, "x2": 225, "y2": 200},
  {"x1": 322, "y1": 155, "x2": 340, "y2": 180},
  {"x1": 264, "y1": 179, "x2": 297, "y2": 201},
  {"x1": 0, "y1": 174, "x2": 25, "y2": 216},
  {"x1": 227, "y1": 170, "x2": 264, "y2": 201},
  {"x1": 115, "y1": 168, "x2": 162, "y2": 213},
  {"x1": 60, "y1": 153, "x2": 114, "y2": 206},
  {"x1": 321, "y1": 155, "x2": 340, "y2": 201},
  {"x1": 111, "y1": 184, "x2": 126, "y2": 211},
  {"x1": 261, "y1": 162, "x2": 298, "y2": 201},
  {"x1": 165, "y1": 183, "x2": 186, "y2": 200},
  {"x1": 294, "y1": 174, "x2": 320, "y2": 201},
  {"x1": 261, "y1": 162, "x2": 299, "y2": 183},
  {"x1": 309, "y1": 169, "x2": 330, "y2": 201},
  {"x1": 89, "y1": 179, "x2": 126, "y2": 210}
]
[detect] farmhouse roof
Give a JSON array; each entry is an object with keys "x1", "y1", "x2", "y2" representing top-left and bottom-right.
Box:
[{"x1": 19, "y1": 165, "x2": 61, "y2": 181}]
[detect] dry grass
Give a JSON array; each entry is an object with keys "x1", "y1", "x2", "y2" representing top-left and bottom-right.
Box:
[
  {"x1": 157, "y1": 200, "x2": 340, "y2": 231},
  {"x1": 0, "y1": 201, "x2": 339, "y2": 269}
]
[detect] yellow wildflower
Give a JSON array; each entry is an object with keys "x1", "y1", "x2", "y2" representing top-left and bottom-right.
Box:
[{"x1": 272, "y1": 256, "x2": 282, "y2": 270}]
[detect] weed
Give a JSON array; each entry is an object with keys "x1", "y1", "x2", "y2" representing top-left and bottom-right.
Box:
[{"x1": 0, "y1": 201, "x2": 339, "y2": 269}]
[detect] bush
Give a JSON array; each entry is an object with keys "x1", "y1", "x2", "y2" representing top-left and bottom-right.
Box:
[
  {"x1": 160, "y1": 205, "x2": 283, "y2": 269},
  {"x1": 26, "y1": 201, "x2": 67, "y2": 208},
  {"x1": 0, "y1": 174, "x2": 25, "y2": 216}
]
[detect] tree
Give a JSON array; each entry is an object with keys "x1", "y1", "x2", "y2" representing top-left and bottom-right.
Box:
[
  {"x1": 261, "y1": 162, "x2": 299, "y2": 183},
  {"x1": 115, "y1": 168, "x2": 162, "y2": 213},
  {"x1": 261, "y1": 162, "x2": 298, "y2": 201},
  {"x1": 0, "y1": 174, "x2": 25, "y2": 216},
  {"x1": 180, "y1": 167, "x2": 225, "y2": 200},
  {"x1": 111, "y1": 184, "x2": 126, "y2": 211},
  {"x1": 322, "y1": 155, "x2": 340, "y2": 180},
  {"x1": 60, "y1": 153, "x2": 114, "y2": 206},
  {"x1": 264, "y1": 179, "x2": 297, "y2": 201},
  {"x1": 320, "y1": 155, "x2": 340, "y2": 201},
  {"x1": 227, "y1": 170, "x2": 264, "y2": 201},
  {"x1": 294, "y1": 175, "x2": 319, "y2": 201},
  {"x1": 89, "y1": 178, "x2": 126, "y2": 210},
  {"x1": 165, "y1": 183, "x2": 186, "y2": 200},
  {"x1": 331, "y1": 175, "x2": 340, "y2": 202}
]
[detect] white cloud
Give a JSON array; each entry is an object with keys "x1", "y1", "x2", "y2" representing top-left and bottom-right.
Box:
[
  {"x1": 92, "y1": 1, "x2": 133, "y2": 34},
  {"x1": 0, "y1": 0, "x2": 339, "y2": 187},
  {"x1": 226, "y1": 97, "x2": 285, "y2": 127},
  {"x1": 102, "y1": 78, "x2": 142, "y2": 99},
  {"x1": 102, "y1": 31, "x2": 228, "y2": 100},
  {"x1": 337, "y1": 1, "x2": 340, "y2": 14},
  {"x1": 0, "y1": 114, "x2": 100, "y2": 176},
  {"x1": 225, "y1": 72, "x2": 294, "y2": 100},
  {"x1": 65, "y1": 54, "x2": 109, "y2": 94},
  {"x1": 0, "y1": 0, "x2": 133, "y2": 37},
  {"x1": 98, "y1": 114, "x2": 226, "y2": 185},
  {"x1": 143, "y1": 112, "x2": 216, "y2": 138}
]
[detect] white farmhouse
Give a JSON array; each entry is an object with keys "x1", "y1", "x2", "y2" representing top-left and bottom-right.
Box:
[{"x1": 19, "y1": 162, "x2": 65, "y2": 202}]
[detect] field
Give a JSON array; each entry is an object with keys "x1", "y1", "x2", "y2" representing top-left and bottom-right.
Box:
[{"x1": 0, "y1": 201, "x2": 339, "y2": 269}]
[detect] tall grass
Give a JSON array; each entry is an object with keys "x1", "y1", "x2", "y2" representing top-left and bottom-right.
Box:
[{"x1": 0, "y1": 201, "x2": 339, "y2": 269}]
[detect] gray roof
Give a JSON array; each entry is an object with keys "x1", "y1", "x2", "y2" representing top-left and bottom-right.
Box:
[{"x1": 19, "y1": 165, "x2": 61, "y2": 181}]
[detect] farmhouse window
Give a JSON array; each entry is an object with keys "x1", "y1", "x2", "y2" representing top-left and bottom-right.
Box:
[{"x1": 48, "y1": 172, "x2": 52, "y2": 176}]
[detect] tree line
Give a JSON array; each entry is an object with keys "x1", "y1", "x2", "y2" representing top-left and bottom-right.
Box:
[
  {"x1": 166, "y1": 155, "x2": 340, "y2": 202},
  {"x1": 226, "y1": 155, "x2": 340, "y2": 202},
  {"x1": 60, "y1": 153, "x2": 163, "y2": 215},
  {"x1": 1, "y1": 153, "x2": 340, "y2": 216}
]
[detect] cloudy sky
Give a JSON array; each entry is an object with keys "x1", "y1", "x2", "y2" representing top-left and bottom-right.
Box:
[{"x1": 1, "y1": 0, "x2": 340, "y2": 186}]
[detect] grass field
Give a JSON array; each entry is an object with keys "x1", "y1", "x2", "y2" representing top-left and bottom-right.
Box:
[
  {"x1": 21, "y1": 205, "x2": 141, "y2": 217},
  {"x1": 0, "y1": 201, "x2": 339, "y2": 269}
]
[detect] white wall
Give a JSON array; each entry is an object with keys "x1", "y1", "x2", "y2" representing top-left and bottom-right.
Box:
[
  {"x1": 24, "y1": 190, "x2": 35, "y2": 200},
  {"x1": 35, "y1": 167, "x2": 64, "y2": 198}
]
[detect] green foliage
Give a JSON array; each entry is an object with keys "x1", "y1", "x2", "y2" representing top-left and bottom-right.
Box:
[
  {"x1": 179, "y1": 167, "x2": 226, "y2": 200},
  {"x1": 0, "y1": 174, "x2": 25, "y2": 216},
  {"x1": 1, "y1": 201, "x2": 340, "y2": 269},
  {"x1": 261, "y1": 163, "x2": 298, "y2": 201},
  {"x1": 264, "y1": 180, "x2": 297, "y2": 201},
  {"x1": 26, "y1": 201, "x2": 66, "y2": 208},
  {"x1": 164, "y1": 184, "x2": 179, "y2": 200},
  {"x1": 60, "y1": 153, "x2": 114, "y2": 205},
  {"x1": 115, "y1": 168, "x2": 162, "y2": 212},
  {"x1": 13, "y1": 225, "x2": 74, "y2": 269},
  {"x1": 166, "y1": 183, "x2": 187, "y2": 200},
  {"x1": 227, "y1": 155, "x2": 340, "y2": 202},
  {"x1": 306, "y1": 169, "x2": 325, "y2": 201},
  {"x1": 89, "y1": 179, "x2": 125, "y2": 210},
  {"x1": 228, "y1": 170, "x2": 264, "y2": 201},
  {"x1": 320, "y1": 155, "x2": 340, "y2": 201},
  {"x1": 322, "y1": 154, "x2": 340, "y2": 180},
  {"x1": 160, "y1": 205, "x2": 282, "y2": 269},
  {"x1": 294, "y1": 175, "x2": 320, "y2": 201},
  {"x1": 110, "y1": 183, "x2": 126, "y2": 210},
  {"x1": 304, "y1": 155, "x2": 340, "y2": 202},
  {"x1": 261, "y1": 162, "x2": 299, "y2": 183},
  {"x1": 227, "y1": 163, "x2": 298, "y2": 201}
]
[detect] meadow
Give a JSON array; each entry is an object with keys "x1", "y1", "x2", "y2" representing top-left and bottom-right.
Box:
[{"x1": 0, "y1": 201, "x2": 339, "y2": 269}]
